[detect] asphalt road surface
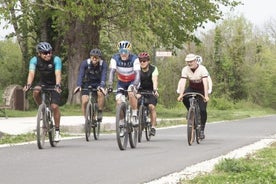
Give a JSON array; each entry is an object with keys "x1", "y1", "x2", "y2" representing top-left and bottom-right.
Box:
[{"x1": 0, "y1": 115, "x2": 275, "y2": 184}]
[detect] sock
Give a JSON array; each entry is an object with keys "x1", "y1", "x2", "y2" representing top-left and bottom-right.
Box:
[{"x1": 132, "y1": 110, "x2": 137, "y2": 116}]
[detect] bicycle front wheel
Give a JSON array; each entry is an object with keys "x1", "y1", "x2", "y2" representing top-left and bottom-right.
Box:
[
  {"x1": 116, "y1": 102, "x2": 128, "y2": 150},
  {"x1": 138, "y1": 105, "x2": 145, "y2": 143},
  {"x1": 187, "y1": 107, "x2": 196, "y2": 146},
  {"x1": 129, "y1": 122, "x2": 138, "y2": 149},
  {"x1": 48, "y1": 111, "x2": 57, "y2": 147},
  {"x1": 93, "y1": 103, "x2": 100, "y2": 140},
  {"x1": 195, "y1": 107, "x2": 201, "y2": 144},
  {"x1": 36, "y1": 104, "x2": 48, "y2": 149},
  {"x1": 145, "y1": 120, "x2": 152, "y2": 141},
  {"x1": 85, "y1": 102, "x2": 93, "y2": 141}
]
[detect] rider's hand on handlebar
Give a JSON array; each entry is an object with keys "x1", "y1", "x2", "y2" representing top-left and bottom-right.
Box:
[
  {"x1": 177, "y1": 94, "x2": 183, "y2": 102},
  {"x1": 153, "y1": 89, "x2": 159, "y2": 97},
  {"x1": 204, "y1": 96, "x2": 209, "y2": 102},
  {"x1": 73, "y1": 86, "x2": 81, "y2": 94},
  {"x1": 23, "y1": 84, "x2": 31, "y2": 92},
  {"x1": 97, "y1": 86, "x2": 107, "y2": 96},
  {"x1": 128, "y1": 84, "x2": 137, "y2": 93},
  {"x1": 107, "y1": 85, "x2": 113, "y2": 93},
  {"x1": 55, "y1": 84, "x2": 62, "y2": 94}
]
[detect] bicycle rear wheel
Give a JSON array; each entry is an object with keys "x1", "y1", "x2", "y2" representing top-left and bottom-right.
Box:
[
  {"x1": 36, "y1": 104, "x2": 48, "y2": 149},
  {"x1": 138, "y1": 105, "x2": 145, "y2": 143},
  {"x1": 85, "y1": 102, "x2": 93, "y2": 141},
  {"x1": 116, "y1": 102, "x2": 128, "y2": 150},
  {"x1": 187, "y1": 107, "x2": 196, "y2": 146},
  {"x1": 93, "y1": 103, "x2": 100, "y2": 140}
]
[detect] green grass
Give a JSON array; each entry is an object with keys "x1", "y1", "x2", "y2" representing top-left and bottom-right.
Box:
[{"x1": 183, "y1": 142, "x2": 276, "y2": 184}]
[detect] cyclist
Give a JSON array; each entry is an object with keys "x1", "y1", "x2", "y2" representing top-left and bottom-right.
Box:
[
  {"x1": 23, "y1": 42, "x2": 62, "y2": 142},
  {"x1": 177, "y1": 53, "x2": 209, "y2": 139},
  {"x1": 137, "y1": 52, "x2": 159, "y2": 136},
  {"x1": 74, "y1": 48, "x2": 108, "y2": 122},
  {"x1": 107, "y1": 40, "x2": 140, "y2": 127},
  {"x1": 196, "y1": 55, "x2": 213, "y2": 94}
]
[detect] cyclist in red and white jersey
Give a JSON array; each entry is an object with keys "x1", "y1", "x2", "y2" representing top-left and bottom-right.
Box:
[{"x1": 108, "y1": 40, "x2": 140, "y2": 126}]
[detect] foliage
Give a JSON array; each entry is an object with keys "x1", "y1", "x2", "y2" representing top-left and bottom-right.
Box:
[
  {"x1": 0, "y1": 0, "x2": 241, "y2": 104},
  {"x1": 0, "y1": 40, "x2": 24, "y2": 89}
]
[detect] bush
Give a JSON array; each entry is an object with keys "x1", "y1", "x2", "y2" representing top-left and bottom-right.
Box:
[{"x1": 209, "y1": 96, "x2": 235, "y2": 110}]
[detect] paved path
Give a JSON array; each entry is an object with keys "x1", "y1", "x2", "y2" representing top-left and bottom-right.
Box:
[
  {"x1": 0, "y1": 116, "x2": 183, "y2": 135},
  {"x1": 0, "y1": 116, "x2": 117, "y2": 135}
]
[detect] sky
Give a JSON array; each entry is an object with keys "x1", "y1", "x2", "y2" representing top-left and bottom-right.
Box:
[
  {"x1": 229, "y1": 0, "x2": 276, "y2": 26},
  {"x1": 1, "y1": 0, "x2": 276, "y2": 40}
]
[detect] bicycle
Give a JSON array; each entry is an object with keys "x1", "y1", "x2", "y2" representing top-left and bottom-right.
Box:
[
  {"x1": 32, "y1": 85, "x2": 58, "y2": 149},
  {"x1": 75, "y1": 86, "x2": 102, "y2": 141},
  {"x1": 183, "y1": 92, "x2": 205, "y2": 146},
  {"x1": 113, "y1": 88, "x2": 138, "y2": 150},
  {"x1": 137, "y1": 90, "x2": 154, "y2": 142}
]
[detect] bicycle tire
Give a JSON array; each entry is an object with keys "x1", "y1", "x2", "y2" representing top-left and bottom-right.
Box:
[
  {"x1": 187, "y1": 107, "x2": 196, "y2": 146},
  {"x1": 93, "y1": 103, "x2": 100, "y2": 140},
  {"x1": 116, "y1": 102, "x2": 128, "y2": 150},
  {"x1": 145, "y1": 108, "x2": 151, "y2": 141},
  {"x1": 145, "y1": 120, "x2": 151, "y2": 141},
  {"x1": 48, "y1": 109, "x2": 57, "y2": 147},
  {"x1": 129, "y1": 122, "x2": 138, "y2": 148},
  {"x1": 36, "y1": 104, "x2": 47, "y2": 149},
  {"x1": 138, "y1": 105, "x2": 145, "y2": 143},
  {"x1": 195, "y1": 105, "x2": 201, "y2": 144},
  {"x1": 85, "y1": 102, "x2": 92, "y2": 141}
]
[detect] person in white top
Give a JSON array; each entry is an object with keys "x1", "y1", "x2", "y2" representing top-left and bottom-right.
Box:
[{"x1": 177, "y1": 53, "x2": 210, "y2": 139}]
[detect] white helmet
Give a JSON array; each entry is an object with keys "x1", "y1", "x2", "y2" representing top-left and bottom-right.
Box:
[{"x1": 196, "y1": 55, "x2": 203, "y2": 64}]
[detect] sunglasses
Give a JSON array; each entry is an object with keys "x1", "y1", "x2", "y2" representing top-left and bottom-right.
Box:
[
  {"x1": 41, "y1": 52, "x2": 52, "y2": 55},
  {"x1": 91, "y1": 55, "x2": 100, "y2": 59},
  {"x1": 139, "y1": 60, "x2": 148, "y2": 63}
]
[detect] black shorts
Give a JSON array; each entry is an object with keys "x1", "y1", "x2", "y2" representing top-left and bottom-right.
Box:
[
  {"x1": 36, "y1": 83, "x2": 61, "y2": 105},
  {"x1": 138, "y1": 94, "x2": 157, "y2": 106}
]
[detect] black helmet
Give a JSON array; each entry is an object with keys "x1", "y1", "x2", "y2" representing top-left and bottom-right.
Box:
[
  {"x1": 90, "y1": 48, "x2": 102, "y2": 57},
  {"x1": 36, "y1": 42, "x2": 52, "y2": 53}
]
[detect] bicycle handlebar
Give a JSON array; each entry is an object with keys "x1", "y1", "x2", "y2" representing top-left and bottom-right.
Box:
[
  {"x1": 183, "y1": 92, "x2": 206, "y2": 101},
  {"x1": 137, "y1": 90, "x2": 154, "y2": 96}
]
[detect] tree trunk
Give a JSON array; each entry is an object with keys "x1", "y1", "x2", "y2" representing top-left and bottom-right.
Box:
[{"x1": 65, "y1": 17, "x2": 100, "y2": 104}]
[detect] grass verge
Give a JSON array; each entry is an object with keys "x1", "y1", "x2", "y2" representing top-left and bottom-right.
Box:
[{"x1": 183, "y1": 142, "x2": 276, "y2": 184}]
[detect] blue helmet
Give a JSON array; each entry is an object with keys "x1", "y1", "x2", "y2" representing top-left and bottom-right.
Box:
[{"x1": 36, "y1": 42, "x2": 52, "y2": 53}]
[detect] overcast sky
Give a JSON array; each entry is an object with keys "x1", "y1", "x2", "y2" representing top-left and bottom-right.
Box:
[
  {"x1": 231, "y1": 0, "x2": 276, "y2": 26},
  {"x1": 1, "y1": 0, "x2": 276, "y2": 40}
]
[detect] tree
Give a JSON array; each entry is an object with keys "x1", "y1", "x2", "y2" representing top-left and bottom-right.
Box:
[{"x1": 0, "y1": 0, "x2": 241, "y2": 104}]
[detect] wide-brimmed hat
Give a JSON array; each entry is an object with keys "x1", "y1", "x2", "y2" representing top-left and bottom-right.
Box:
[{"x1": 185, "y1": 53, "x2": 197, "y2": 62}]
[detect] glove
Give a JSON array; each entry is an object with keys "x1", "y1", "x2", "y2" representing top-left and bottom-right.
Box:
[
  {"x1": 55, "y1": 84, "x2": 62, "y2": 93},
  {"x1": 23, "y1": 84, "x2": 31, "y2": 92},
  {"x1": 128, "y1": 84, "x2": 136, "y2": 92},
  {"x1": 74, "y1": 86, "x2": 81, "y2": 94},
  {"x1": 107, "y1": 85, "x2": 113, "y2": 93}
]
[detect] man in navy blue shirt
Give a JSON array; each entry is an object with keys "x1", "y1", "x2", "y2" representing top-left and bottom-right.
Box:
[{"x1": 74, "y1": 48, "x2": 108, "y2": 122}]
